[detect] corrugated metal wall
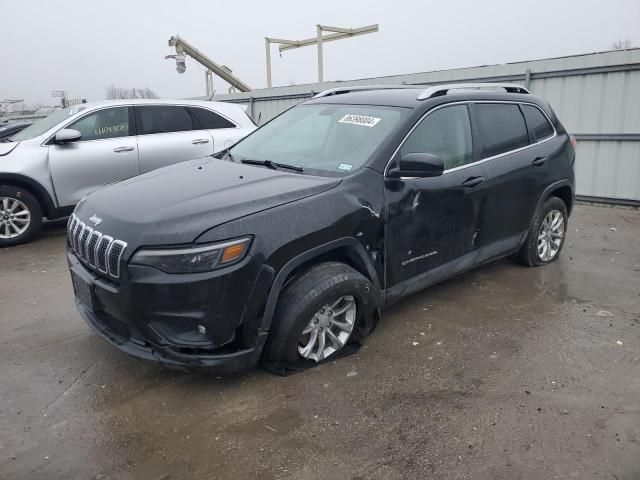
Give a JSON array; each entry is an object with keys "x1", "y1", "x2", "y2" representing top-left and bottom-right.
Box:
[{"x1": 212, "y1": 49, "x2": 640, "y2": 203}]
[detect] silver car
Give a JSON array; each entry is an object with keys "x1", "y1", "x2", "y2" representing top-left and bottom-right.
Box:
[{"x1": 0, "y1": 99, "x2": 256, "y2": 246}]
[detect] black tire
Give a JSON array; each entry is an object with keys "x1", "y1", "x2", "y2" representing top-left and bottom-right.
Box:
[
  {"x1": 262, "y1": 262, "x2": 380, "y2": 375},
  {"x1": 516, "y1": 196, "x2": 568, "y2": 267},
  {"x1": 0, "y1": 185, "x2": 43, "y2": 247}
]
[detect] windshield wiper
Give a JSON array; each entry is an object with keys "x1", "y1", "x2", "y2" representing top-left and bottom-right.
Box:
[
  {"x1": 241, "y1": 158, "x2": 303, "y2": 173},
  {"x1": 221, "y1": 149, "x2": 235, "y2": 162}
]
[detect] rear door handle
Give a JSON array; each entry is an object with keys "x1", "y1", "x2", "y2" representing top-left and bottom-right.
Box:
[
  {"x1": 113, "y1": 146, "x2": 134, "y2": 153},
  {"x1": 461, "y1": 176, "x2": 485, "y2": 188},
  {"x1": 532, "y1": 156, "x2": 548, "y2": 166},
  {"x1": 192, "y1": 138, "x2": 210, "y2": 145}
]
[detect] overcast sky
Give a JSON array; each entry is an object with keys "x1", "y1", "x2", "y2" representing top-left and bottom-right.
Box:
[{"x1": 4, "y1": 0, "x2": 640, "y2": 106}]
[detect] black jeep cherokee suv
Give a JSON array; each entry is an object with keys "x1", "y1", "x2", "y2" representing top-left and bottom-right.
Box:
[{"x1": 67, "y1": 83, "x2": 575, "y2": 374}]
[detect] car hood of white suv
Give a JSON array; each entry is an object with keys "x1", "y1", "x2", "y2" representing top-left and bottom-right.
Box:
[{"x1": 0, "y1": 141, "x2": 19, "y2": 156}]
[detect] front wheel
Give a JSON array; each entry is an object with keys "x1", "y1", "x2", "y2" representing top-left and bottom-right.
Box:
[
  {"x1": 516, "y1": 196, "x2": 568, "y2": 267},
  {"x1": 0, "y1": 186, "x2": 42, "y2": 247},
  {"x1": 262, "y1": 262, "x2": 380, "y2": 374}
]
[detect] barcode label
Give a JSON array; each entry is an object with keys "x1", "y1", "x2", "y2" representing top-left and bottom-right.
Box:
[{"x1": 338, "y1": 114, "x2": 381, "y2": 128}]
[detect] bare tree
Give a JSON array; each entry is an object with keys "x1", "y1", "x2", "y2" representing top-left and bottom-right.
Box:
[
  {"x1": 611, "y1": 39, "x2": 634, "y2": 50},
  {"x1": 105, "y1": 85, "x2": 160, "y2": 99}
]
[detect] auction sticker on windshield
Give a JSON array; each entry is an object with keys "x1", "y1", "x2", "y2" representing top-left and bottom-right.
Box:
[{"x1": 338, "y1": 114, "x2": 381, "y2": 128}]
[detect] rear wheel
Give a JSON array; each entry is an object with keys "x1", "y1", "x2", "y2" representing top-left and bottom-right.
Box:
[
  {"x1": 262, "y1": 262, "x2": 380, "y2": 374},
  {"x1": 0, "y1": 186, "x2": 42, "y2": 247},
  {"x1": 516, "y1": 196, "x2": 567, "y2": 267}
]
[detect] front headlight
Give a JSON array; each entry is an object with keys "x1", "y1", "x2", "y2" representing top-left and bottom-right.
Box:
[{"x1": 130, "y1": 237, "x2": 252, "y2": 274}]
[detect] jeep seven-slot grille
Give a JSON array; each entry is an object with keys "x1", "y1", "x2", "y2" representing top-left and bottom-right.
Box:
[{"x1": 68, "y1": 214, "x2": 127, "y2": 279}]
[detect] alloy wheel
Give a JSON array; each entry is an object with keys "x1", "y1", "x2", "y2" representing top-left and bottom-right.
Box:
[
  {"x1": 0, "y1": 197, "x2": 31, "y2": 240},
  {"x1": 298, "y1": 295, "x2": 357, "y2": 362},
  {"x1": 537, "y1": 209, "x2": 564, "y2": 261}
]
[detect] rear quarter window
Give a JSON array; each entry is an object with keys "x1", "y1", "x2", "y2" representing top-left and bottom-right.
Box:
[
  {"x1": 474, "y1": 103, "x2": 529, "y2": 158},
  {"x1": 521, "y1": 104, "x2": 554, "y2": 142},
  {"x1": 188, "y1": 107, "x2": 236, "y2": 129}
]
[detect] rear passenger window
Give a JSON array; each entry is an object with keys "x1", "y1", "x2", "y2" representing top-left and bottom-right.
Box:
[
  {"x1": 188, "y1": 107, "x2": 236, "y2": 129},
  {"x1": 136, "y1": 106, "x2": 193, "y2": 135},
  {"x1": 400, "y1": 105, "x2": 473, "y2": 170},
  {"x1": 474, "y1": 104, "x2": 529, "y2": 158},
  {"x1": 522, "y1": 105, "x2": 554, "y2": 142}
]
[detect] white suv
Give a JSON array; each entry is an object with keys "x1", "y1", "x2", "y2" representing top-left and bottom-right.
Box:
[{"x1": 0, "y1": 99, "x2": 256, "y2": 246}]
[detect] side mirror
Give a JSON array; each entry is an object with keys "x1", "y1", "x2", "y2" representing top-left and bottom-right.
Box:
[
  {"x1": 54, "y1": 128, "x2": 82, "y2": 144},
  {"x1": 388, "y1": 153, "x2": 445, "y2": 178}
]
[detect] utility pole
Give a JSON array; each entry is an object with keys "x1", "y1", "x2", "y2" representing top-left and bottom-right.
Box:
[
  {"x1": 265, "y1": 24, "x2": 378, "y2": 88},
  {"x1": 205, "y1": 70, "x2": 214, "y2": 97},
  {"x1": 265, "y1": 37, "x2": 272, "y2": 89},
  {"x1": 316, "y1": 25, "x2": 324, "y2": 83}
]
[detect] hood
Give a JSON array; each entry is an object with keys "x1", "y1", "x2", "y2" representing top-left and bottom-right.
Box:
[
  {"x1": 75, "y1": 157, "x2": 340, "y2": 246},
  {"x1": 0, "y1": 141, "x2": 19, "y2": 156}
]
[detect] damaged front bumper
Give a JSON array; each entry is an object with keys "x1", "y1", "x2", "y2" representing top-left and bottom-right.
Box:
[
  {"x1": 77, "y1": 301, "x2": 267, "y2": 373},
  {"x1": 68, "y1": 249, "x2": 274, "y2": 373}
]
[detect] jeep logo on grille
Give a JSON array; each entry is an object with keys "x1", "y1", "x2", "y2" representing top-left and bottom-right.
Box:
[{"x1": 89, "y1": 214, "x2": 102, "y2": 226}]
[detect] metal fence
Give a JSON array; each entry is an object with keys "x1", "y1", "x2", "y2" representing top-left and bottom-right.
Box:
[
  {"x1": 1, "y1": 113, "x2": 49, "y2": 123},
  {"x1": 212, "y1": 48, "x2": 640, "y2": 204}
]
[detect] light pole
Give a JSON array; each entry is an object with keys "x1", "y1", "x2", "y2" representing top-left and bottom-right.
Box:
[
  {"x1": 265, "y1": 24, "x2": 379, "y2": 88},
  {"x1": 166, "y1": 35, "x2": 252, "y2": 94}
]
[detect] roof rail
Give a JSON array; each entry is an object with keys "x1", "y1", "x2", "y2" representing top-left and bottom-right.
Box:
[
  {"x1": 313, "y1": 84, "x2": 418, "y2": 99},
  {"x1": 416, "y1": 83, "x2": 529, "y2": 100}
]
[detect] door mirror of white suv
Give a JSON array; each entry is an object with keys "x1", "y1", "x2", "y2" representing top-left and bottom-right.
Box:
[{"x1": 54, "y1": 129, "x2": 82, "y2": 144}]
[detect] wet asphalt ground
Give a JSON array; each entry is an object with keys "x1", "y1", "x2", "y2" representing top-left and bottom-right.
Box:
[{"x1": 1, "y1": 203, "x2": 639, "y2": 480}]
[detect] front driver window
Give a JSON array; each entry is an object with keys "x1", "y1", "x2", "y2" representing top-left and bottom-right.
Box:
[
  {"x1": 400, "y1": 105, "x2": 473, "y2": 170},
  {"x1": 68, "y1": 107, "x2": 130, "y2": 141}
]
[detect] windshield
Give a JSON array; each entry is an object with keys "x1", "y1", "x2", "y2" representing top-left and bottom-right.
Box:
[
  {"x1": 230, "y1": 104, "x2": 406, "y2": 176},
  {"x1": 10, "y1": 106, "x2": 86, "y2": 141}
]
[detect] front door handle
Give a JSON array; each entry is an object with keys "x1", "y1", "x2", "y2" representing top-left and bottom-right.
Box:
[
  {"x1": 461, "y1": 176, "x2": 485, "y2": 188},
  {"x1": 532, "y1": 156, "x2": 548, "y2": 166},
  {"x1": 113, "y1": 146, "x2": 134, "y2": 153},
  {"x1": 192, "y1": 138, "x2": 210, "y2": 145}
]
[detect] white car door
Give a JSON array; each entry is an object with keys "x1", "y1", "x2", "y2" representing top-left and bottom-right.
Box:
[
  {"x1": 135, "y1": 105, "x2": 214, "y2": 173},
  {"x1": 187, "y1": 106, "x2": 250, "y2": 152},
  {"x1": 48, "y1": 106, "x2": 140, "y2": 207}
]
